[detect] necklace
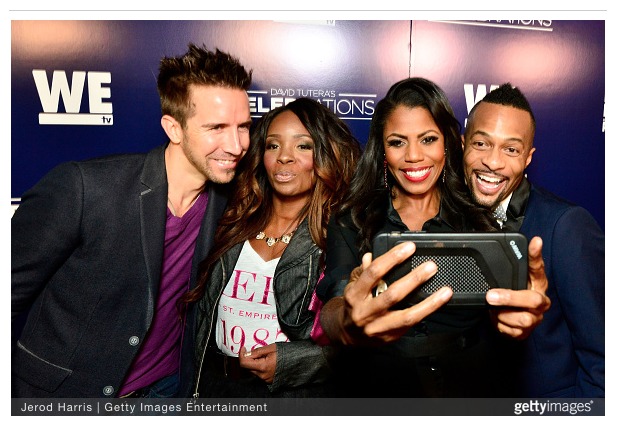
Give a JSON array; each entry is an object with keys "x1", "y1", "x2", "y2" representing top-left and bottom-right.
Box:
[
  {"x1": 256, "y1": 225, "x2": 297, "y2": 247},
  {"x1": 167, "y1": 193, "x2": 201, "y2": 217}
]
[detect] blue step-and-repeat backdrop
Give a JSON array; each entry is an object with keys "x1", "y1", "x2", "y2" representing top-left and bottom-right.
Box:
[{"x1": 11, "y1": 20, "x2": 604, "y2": 231}]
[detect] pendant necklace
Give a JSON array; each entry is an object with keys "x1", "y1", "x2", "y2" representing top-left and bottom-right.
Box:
[{"x1": 256, "y1": 221, "x2": 298, "y2": 247}]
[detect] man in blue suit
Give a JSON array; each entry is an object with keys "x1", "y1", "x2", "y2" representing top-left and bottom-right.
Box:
[
  {"x1": 462, "y1": 83, "x2": 604, "y2": 397},
  {"x1": 12, "y1": 44, "x2": 253, "y2": 398}
]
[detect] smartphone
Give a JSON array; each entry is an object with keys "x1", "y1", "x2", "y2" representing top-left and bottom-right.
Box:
[{"x1": 372, "y1": 231, "x2": 529, "y2": 307}]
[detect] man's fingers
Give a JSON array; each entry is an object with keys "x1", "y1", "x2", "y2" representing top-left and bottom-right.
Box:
[
  {"x1": 487, "y1": 288, "x2": 550, "y2": 311},
  {"x1": 493, "y1": 310, "x2": 541, "y2": 340},
  {"x1": 527, "y1": 236, "x2": 548, "y2": 293},
  {"x1": 494, "y1": 309, "x2": 538, "y2": 329},
  {"x1": 528, "y1": 236, "x2": 543, "y2": 264}
]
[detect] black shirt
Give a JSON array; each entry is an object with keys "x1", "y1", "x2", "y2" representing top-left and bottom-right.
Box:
[
  {"x1": 320, "y1": 198, "x2": 484, "y2": 335},
  {"x1": 319, "y1": 198, "x2": 501, "y2": 397}
]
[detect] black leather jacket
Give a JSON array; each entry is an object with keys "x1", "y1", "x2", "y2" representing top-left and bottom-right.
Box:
[{"x1": 192, "y1": 219, "x2": 332, "y2": 396}]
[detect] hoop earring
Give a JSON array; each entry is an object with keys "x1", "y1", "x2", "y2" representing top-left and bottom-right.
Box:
[{"x1": 383, "y1": 156, "x2": 389, "y2": 188}]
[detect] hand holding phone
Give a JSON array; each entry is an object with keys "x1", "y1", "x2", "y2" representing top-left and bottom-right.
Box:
[{"x1": 372, "y1": 232, "x2": 529, "y2": 307}]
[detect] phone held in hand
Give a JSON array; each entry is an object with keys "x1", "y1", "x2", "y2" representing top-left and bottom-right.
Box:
[{"x1": 371, "y1": 231, "x2": 528, "y2": 307}]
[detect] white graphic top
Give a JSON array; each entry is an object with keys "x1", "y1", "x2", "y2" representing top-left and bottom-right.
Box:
[{"x1": 215, "y1": 241, "x2": 289, "y2": 356}]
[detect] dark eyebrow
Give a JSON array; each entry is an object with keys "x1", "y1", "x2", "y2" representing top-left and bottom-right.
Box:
[
  {"x1": 385, "y1": 132, "x2": 408, "y2": 140},
  {"x1": 266, "y1": 133, "x2": 313, "y2": 140},
  {"x1": 469, "y1": 130, "x2": 490, "y2": 139},
  {"x1": 386, "y1": 129, "x2": 437, "y2": 140},
  {"x1": 202, "y1": 119, "x2": 253, "y2": 129},
  {"x1": 471, "y1": 130, "x2": 524, "y2": 144}
]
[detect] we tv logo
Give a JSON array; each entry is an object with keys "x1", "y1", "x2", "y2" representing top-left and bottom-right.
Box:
[{"x1": 32, "y1": 70, "x2": 113, "y2": 125}]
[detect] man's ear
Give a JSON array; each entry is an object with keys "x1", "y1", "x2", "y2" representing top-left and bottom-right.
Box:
[
  {"x1": 161, "y1": 115, "x2": 183, "y2": 144},
  {"x1": 525, "y1": 146, "x2": 536, "y2": 169},
  {"x1": 461, "y1": 134, "x2": 465, "y2": 150}
]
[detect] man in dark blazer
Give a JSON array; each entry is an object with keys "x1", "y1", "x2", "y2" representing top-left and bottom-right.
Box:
[
  {"x1": 462, "y1": 83, "x2": 605, "y2": 397},
  {"x1": 11, "y1": 44, "x2": 253, "y2": 398}
]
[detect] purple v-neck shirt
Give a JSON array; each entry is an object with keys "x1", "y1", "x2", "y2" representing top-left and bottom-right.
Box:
[{"x1": 119, "y1": 192, "x2": 207, "y2": 395}]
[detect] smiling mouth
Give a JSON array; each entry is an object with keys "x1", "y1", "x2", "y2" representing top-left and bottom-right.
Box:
[
  {"x1": 476, "y1": 172, "x2": 504, "y2": 187},
  {"x1": 404, "y1": 167, "x2": 431, "y2": 179},
  {"x1": 474, "y1": 172, "x2": 508, "y2": 195},
  {"x1": 213, "y1": 158, "x2": 238, "y2": 169}
]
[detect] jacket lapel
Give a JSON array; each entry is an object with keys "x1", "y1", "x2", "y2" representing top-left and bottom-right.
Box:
[
  {"x1": 189, "y1": 182, "x2": 230, "y2": 289},
  {"x1": 139, "y1": 145, "x2": 168, "y2": 322}
]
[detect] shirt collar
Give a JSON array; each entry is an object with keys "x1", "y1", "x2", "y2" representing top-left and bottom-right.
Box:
[
  {"x1": 500, "y1": 177, "x2": 531, "y2": 231},
  {"x1": 386, "y1": 195, "x2": 455, "y2": 231},
  {"x1": 498, "y1": 194, "x2": 512, "y2": 214}
]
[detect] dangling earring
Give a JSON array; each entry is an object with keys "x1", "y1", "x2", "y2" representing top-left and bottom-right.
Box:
[{"x1": 383, "y1": 155, "x2": 389, "y2": 188}]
